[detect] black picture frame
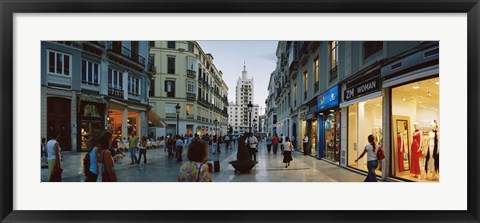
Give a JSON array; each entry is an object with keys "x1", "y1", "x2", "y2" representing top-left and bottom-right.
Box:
[{"x1": 1, "y1": 0, "x2": 479, "y2": 222}]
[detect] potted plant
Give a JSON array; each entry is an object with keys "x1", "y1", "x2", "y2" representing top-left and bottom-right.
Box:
[{"x1": 229, "y1": 134, "x2": 258, "y2": 173}]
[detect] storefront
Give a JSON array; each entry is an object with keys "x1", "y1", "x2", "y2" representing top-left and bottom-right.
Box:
[
  {"x1": 381, "y1": 44, "x2": 439, "y2": 182},
  {"x1": 303, "y1": 102, "x2": 318, "y2": 156},
  {"x1": 340, "y1": 70, "x2": 383, "y2": 175},
  {"x1": 107, "y1": 99, "x2": 145, "y2": 141},
  {"x1": 78, "y1": 98, "x2": 106, "y2": 151},
  {"x1": 317, "y1": 85, "x2": 340, "y2": 163}
]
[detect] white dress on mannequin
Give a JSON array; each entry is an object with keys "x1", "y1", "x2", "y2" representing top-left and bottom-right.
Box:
[{"x1": 427, "y1": 131, "x2": 435, "y2": 173}]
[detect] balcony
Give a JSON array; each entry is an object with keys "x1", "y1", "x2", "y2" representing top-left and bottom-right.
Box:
[
  {"x1": 166, "y1": 113, "x2": 176, "y2": 118},
  {"x1": 108, "y1": 87, "x2": 124, "y2": 98},
  {"x1": 82, "y1": 41, "x2": 105, "y2": 56},
  {"x1": 186, "y1": 114, "x2": 194, "y2": 119},
  {"x1": 106, "y1": 42, "x2": 146, "y2": 72},
  {"x1": 299, "y1": 41, "x2": 310, "y2": 61},
  {"x1": 187, "y1": 92, "x2": 196, "y2": 100},
  {"x1": 147, "y1": 62, "x2": 156, "y2": 74},
  {"x1": 187, "y1": 70, "x2": 196, "y2": 79}
]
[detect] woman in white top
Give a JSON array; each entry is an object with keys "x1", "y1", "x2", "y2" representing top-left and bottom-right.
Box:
[
  {"x1": 282, "y1": 137, "x2": 294, "y2": 168},
  {"x1": 355, "y1": 134, "x2": 379, "y2": 182},
  {"x1": 46, "y1": 130, "x2": 62, "y2": 182}
]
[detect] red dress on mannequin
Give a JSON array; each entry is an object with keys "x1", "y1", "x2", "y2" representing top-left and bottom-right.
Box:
[
  {"x1": 397, "y1": 133, "x2": 405, "y2": 171},
  {"x1": 410, "y1": 129, "x2": 422, "y2": 175}
]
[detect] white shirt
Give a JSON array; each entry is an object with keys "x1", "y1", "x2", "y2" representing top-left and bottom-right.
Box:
[
  {"x1": 303, "y1": 136, "x2": 309, "y2": 143},
  {"x1": 246, "y1": 136, "x2": 258, "y2": 148},
  {"x1": 46, "y1": 139, "x2": 61, "y2": 160},
  {"x1": 282, "y1": 141, "x2": 293, "y2": 151},
  {"x1": 365, "y1": 144, "x2": 379, "y2": 161}
]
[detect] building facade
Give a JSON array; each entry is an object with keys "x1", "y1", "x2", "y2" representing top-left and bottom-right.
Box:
[
  {"x1": 228, "y1": 65, "x2": 259, "y2": 135},
  {"x1": 268, "y1": 41, "x2": 439, "y2": 182},
  {"x1": 149, "y1": 41, "x2": 229, "y2": 137},
  {"x1": 41, "y1": 41, "x2": 152, "y2": 152}
]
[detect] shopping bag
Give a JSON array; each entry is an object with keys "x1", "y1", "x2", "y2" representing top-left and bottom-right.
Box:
[{"x1": 49, "y1": 165, "x2": 63, "y2": 182}]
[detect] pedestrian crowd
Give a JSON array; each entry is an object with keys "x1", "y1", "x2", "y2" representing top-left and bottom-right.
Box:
[{"x1": 42, "y1": 128, "x2": 382, "y2": 183}]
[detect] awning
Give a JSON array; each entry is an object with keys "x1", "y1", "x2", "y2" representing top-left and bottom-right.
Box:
[
  {"x1": 80, "y1": 95, "x2": 106, "y2": 104},
  {"x1": 148, "y1": 108, "x2": 166, "y2": 127}
]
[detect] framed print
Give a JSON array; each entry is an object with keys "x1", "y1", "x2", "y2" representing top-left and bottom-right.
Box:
[{"x1": 1, "y1": 0, "x2": 479, "y2": 222}]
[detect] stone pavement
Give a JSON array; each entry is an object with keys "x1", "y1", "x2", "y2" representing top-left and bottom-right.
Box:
[{"x1": 41, "y1": 141, "x2": 367, "y2": 182}]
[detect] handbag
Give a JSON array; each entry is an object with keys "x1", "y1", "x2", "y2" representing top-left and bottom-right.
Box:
[
  {"x1": 377, "y1": 146, "x2": 385, "y2": 161},
  {"x1": 49, "y1": 165, "x2": 63, "y2": 182}
]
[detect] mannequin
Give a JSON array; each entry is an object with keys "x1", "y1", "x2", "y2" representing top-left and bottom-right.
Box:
[
  {"x1": 426, "y1": 120, "x2": 439, "y2": 180},
  {"x1": 397, "y1": 131, "x2": 405, "y2": 171},
  {"x1": 410, "y1": 123, "x2": 422, "y2": 178}
]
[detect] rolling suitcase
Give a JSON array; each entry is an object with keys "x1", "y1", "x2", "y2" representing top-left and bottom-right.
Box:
[{"x1": 214, "y1": 160, "x2": 220, "y2": 172}]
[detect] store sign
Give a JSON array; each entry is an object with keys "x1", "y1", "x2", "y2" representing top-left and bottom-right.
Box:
[
  {"x1": 344, "y1": 77, "x2": 381, "y2": 101},
  {"x1": 317, "y1": 85, "x2": 339, "y2": 111}
]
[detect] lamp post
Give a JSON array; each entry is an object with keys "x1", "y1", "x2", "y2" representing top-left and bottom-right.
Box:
[
  {"x1": 175, "y1": 103, "x2": 181, "y2": 136},
  {"x1": 253, "y1": 119, "x2": 257, "y2": 134},
  {"x1": 248, "y1": 101, "x2": 253, "y2": 133},
  {"x1": 214, "y1": 119, "x2": 218, "y2": 136}
]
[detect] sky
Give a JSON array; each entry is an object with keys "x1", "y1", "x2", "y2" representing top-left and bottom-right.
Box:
[{"x1": 197, "y1": 41, "x2": 278, "y2": 115}]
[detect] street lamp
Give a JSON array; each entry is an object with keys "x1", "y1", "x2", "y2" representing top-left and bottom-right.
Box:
[
  {"x1": 248, "y1": 101, "x2": 253, "y2": 133},
  {"x1": 175, "y1": 103, "x2": 181, "y2": 136},
  {"x1": 253, "y1": 119, "x2": 257, "y2": 133},
  {"x1": 214, "y1": 119, "x2": 218, "y2": 136}
]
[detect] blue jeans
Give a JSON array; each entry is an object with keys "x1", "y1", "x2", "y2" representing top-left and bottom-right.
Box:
[
  {"x1": 130, "y1": 147, "x2": 137, "y2": 163},
  {"x1": 366, "y1": 160, "x2": 378, "y2": 182}
]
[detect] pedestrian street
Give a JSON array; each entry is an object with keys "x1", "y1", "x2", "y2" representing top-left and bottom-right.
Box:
[{"x1": 41, "y1": 141, "x2": 367, "y2": 182}]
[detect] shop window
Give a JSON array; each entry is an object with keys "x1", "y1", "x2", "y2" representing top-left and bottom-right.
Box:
[
  {"x1": 323, "y1": 110, "x2": 340, "y2": 163},
  {"x1": 347, "y1": 96, "x2": 383, "y2": 174},
  {"x1": 391, "y1": 77, "x2": 439, "y2": 182}
]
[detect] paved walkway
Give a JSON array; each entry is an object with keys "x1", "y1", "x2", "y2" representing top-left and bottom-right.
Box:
[{"x1": 41, "y1": 141, "x2": 367, "y2": 182}]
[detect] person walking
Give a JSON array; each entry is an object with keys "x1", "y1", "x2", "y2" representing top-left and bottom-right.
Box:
[
  {"x1": 178, "y1": 138, "x2": 212, "y2": 182},
  {"x1": 232, "y1": 135, "x2": 237, "y2": 147},
  {"x1": 272, "y1": 133, "x2": 279, "y2": 155},
  {"x1": 41, "y1": 137, "x2": 48, "y2": 165},
  {"x1": 167, "y1": 134, "x2": 176, "y2": 159},
  {"x1": 266, "y1": 133, "x2": 273, "y2": 155},
  {"x1": 355, "y1": 134, "x2": 379, "y2": 182},
  {"x1": 175, "y1": 135, "x2": 184, "y2": 162},
  {"x1": 137, "y1": 137, "x2": 147, "y2": 164},
  {"x1": 303, "y1": 134, "x2": 310, "y2": 155},
  {"x1": 97, "y1": 130, "x2": 117, "y2": 182},
  {"x1": 246, "y1": 133, "x2": 258, "y2": 162},
  {"x1": 282, "y1": 136, "x2": 294, "y2": 168},
  {"x1": 224, "y1": 135, "x2": 231, "y2": 149},
  {"x1": 128, "y1": 133, "x2": 139, "y2": 164},
  {"x1": 46, "y1": 129, "x2": 62, "y2": 182},
  {"x1": 84, "y1": 131, "x2": 100, "y2": 182},
  {"x1": 121, "y1": 137, "x2": 129, "y2": 152}
]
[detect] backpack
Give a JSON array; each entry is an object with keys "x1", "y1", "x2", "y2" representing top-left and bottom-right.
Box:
[{"x1": 83, "y1": 149, "x2": 93, "y2": 176}]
